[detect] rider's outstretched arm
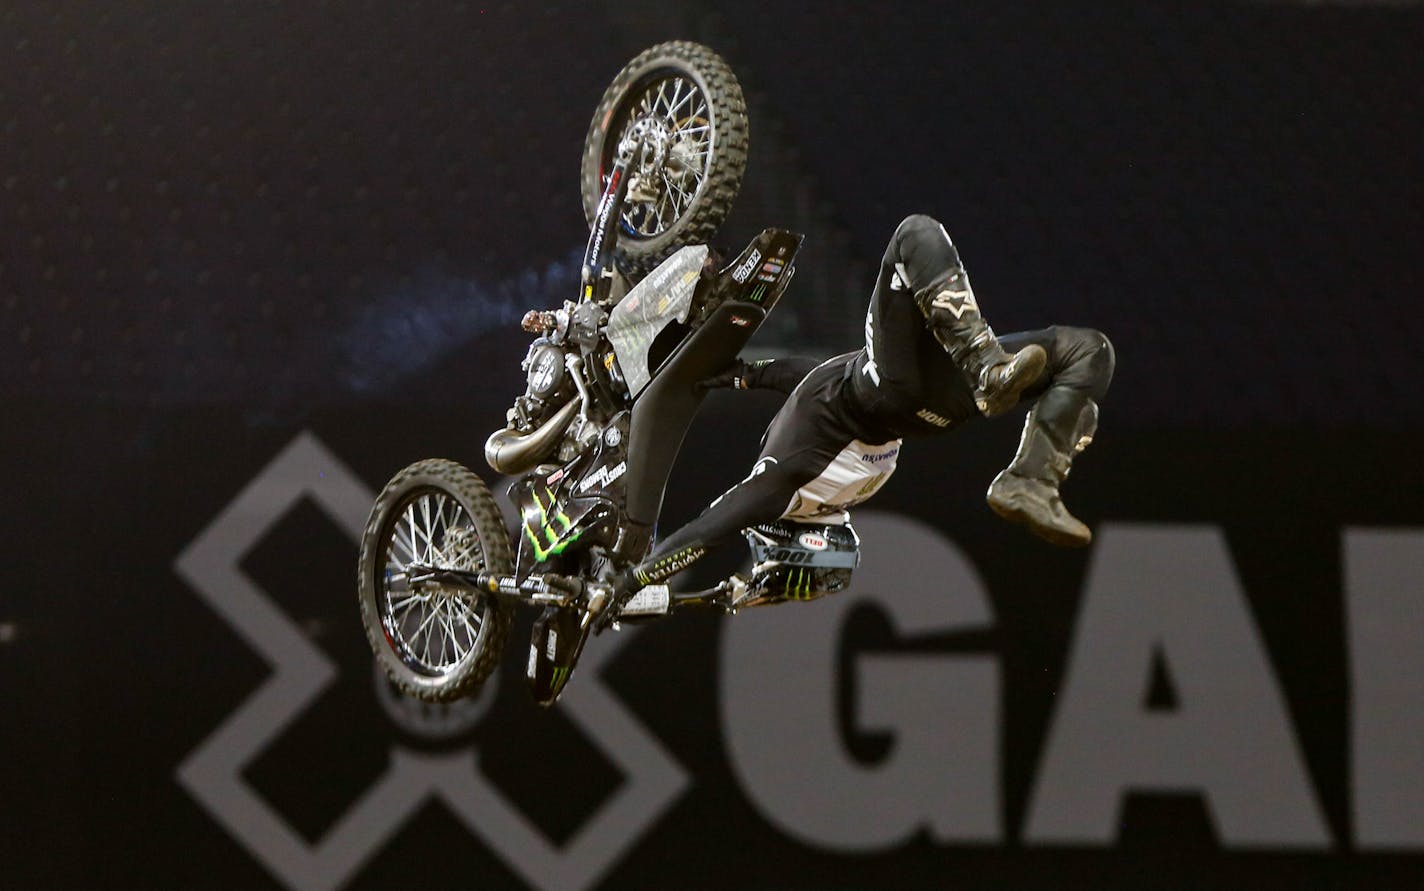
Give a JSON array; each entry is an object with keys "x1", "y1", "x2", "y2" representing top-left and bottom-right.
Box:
[{"x1": 698, "y1": 356, "x2": 822, "y2": 394}]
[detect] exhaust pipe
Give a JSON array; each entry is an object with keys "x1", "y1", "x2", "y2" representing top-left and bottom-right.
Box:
[{"x1": 484, "y1": 397, "x2": 581, "y2": 475}]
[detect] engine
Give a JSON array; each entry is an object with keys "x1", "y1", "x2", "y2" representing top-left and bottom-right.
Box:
[
  {"x1": 486, "y1": 300, "x2": 621, "y2": 476},
  {"x1": 509, "y1": 339, "x2": 572, "y2": 432}
]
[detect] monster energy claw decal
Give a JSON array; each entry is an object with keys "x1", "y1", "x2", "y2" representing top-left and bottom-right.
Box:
[
  {"x1": 788, "y1": 567, "x2": 815, "y2": 600},
  {"x1": 524, "y1": 486, "x2": 584, "y2": 562}
]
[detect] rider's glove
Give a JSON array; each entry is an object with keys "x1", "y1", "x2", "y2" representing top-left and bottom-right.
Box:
[
  {"x1": 696, "y1": 358, "x2": 773, "y2": 391},
  {"x1": 521, "y1": 310, "x2": 558, "y2": 334}
]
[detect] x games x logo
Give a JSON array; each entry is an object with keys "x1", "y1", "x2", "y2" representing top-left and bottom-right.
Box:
[{"x1": 174, "y1": 433, "x2": 687, "y2": 891}]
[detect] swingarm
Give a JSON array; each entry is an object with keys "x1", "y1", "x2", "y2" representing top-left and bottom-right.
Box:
[
  {"x1": 405, "y1": 567, "x2": 589, "y2": 607},
  {"x1": 403, "y1": 565, "x2": 741, "y2": 620}
]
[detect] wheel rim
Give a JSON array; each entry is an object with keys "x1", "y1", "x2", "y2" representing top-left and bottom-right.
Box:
[
  {"x1": 607, "y1": 71, "x2": 713, "y2": 240},
  {"x1": 377, "y1": 489, "x2": 490, "y2": 677}
]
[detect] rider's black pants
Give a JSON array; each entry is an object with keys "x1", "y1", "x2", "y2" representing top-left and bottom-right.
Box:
[{"x1": 645, "y1": 323, "x2": 1114, "y2": 567}]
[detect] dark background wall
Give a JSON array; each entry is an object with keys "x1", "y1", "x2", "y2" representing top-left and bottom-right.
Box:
[{"x1": 4, "y1": 1, "x2": 1422, "y2": 888}]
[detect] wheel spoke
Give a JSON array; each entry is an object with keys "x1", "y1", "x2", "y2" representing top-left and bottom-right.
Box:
[
  {"x1": 420, "y1": 499, "x2": 433, "y2": 563},
  {"x1": 420, "y1": 603, "x2": 435, "y2": 665},
  {"x1": 441, "y1": 602, "x2": 463, "y2": 663},
  {"x1": 404, "y1": 506, "x2": 419, "y2": 565},
  {"x1": 400, "y1": 506, "x2": 418, "y2": 563},
  {"x1": 664, "y1": 77, "x2": 682, "y2": 120},
  {"x1": 432, "y1": 600, "x2": 448, "y2": 666},
  {"x1": 412, "y1": 591, "x2": 442, "y2": 641},
  {"x1": 432, "y1": 494, "x2": 447, "y2": 554},
  {"x1": 388, "y1": 592, "x2": 423, "y2": 614},
  {"x1": 420, "y1": 496, "x2": 435, "y2": 563},
  {"x1": 435, "y1": 492, "x2": 452, "y2": 540},
  {"x1": 654, "y1": 185, "x2": 674, "y2": 229},
  {"x1": 457, "y1": 605, "x2": 482, "y2": 642},
  {"x1": 391, "y1": 523, "x2": 417, "y2": 566},
  {"x1": 405, "y1": 504, "x2": 430, "y2": 565},
  {"x1": 690, "y1": 98, "x2": 708, "y2": 126},
  {"x1": 660, "y1": 76, "x2": 689, "y2": 118},
  {"x1": 456, "y1": 605, "x2": 470, "y2": 654},
  {"x1": 661, "y1": 169, "x2": 690, "y2": 213}
]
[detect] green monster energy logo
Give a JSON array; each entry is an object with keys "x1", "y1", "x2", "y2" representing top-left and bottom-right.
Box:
[
  {"x1": 784, "y1": 567, "x2": 816, "y2": 601},
  {"x1": 747, "y1": 283, "x2": 768, "y2": 304},
  {"x1": 549, "y1": 665, "x2": 571, "y2": 690},
  {"x1": 524, "y1": 486, "x2": 583, "y2": 562},
  {"x1": 633, "y1": 544, "x2": 707, "y2": 586}
]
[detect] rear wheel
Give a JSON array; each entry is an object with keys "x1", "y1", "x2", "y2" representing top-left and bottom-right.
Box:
[
  {"x1": 357, "y1": 459, "x2": 514, "y2": 702},
  {"x1": 580, "y1": 41, "x2": 748, "y2": 277}
]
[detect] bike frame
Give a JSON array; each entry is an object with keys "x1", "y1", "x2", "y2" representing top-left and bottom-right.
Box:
[{"x1": 433, "y1": 133, "x2": 802, "y2": 618}]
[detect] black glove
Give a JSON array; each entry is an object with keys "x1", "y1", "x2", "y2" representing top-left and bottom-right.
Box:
[{"x1": 696, "y1": 358, "x2": 771, "y2": 391}]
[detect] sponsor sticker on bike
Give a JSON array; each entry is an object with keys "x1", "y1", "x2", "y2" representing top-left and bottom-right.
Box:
[
  {"x1": 622, "y1": 584, "x2": 671, "y2": 616},
  {"x1": 732, "y1": 248, "x2": 761, "y2": 282},
  {"x1": 798, "y1": 532, "x2": 829, "y2": 551},
  {"x1": 579, "y1": 460, "x2": 627, "y2": 493}
]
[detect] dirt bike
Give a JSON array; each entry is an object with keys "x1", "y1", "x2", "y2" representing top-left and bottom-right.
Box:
[{"x1": 357, "y1": 42, "x2": 860, "y2": 707}]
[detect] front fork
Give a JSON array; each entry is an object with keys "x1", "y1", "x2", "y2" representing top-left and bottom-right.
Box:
[{"x1": 581, "y1": 128, "x2": 649, "y2": 304}]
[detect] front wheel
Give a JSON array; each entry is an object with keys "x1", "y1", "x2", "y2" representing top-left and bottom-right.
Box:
[
  {"x1": 357, "y1": 459, "x2": 514, "y2": 702},
  {"x1": 580, "y1": 41, "x2": 748, "y2": 277}
]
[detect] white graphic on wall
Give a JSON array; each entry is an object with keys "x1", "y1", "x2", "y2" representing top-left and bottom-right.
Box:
[{"x1": 174, "y1": 432, "x2": 688, "y2": 891}]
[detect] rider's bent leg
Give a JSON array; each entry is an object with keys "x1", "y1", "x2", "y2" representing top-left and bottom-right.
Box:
[
  {"x1": 889, "y1": 214, "x2": 1046, "y2": 417},
  {"x1": 635, "y1": 451, "x2": 826, "y2": 578},
  {"x1": 987, "y1": 326, "x2": 1115, "y2": 547},
  {"x1": 603, "y1": 357, "x2": 879, "y2": 621}
]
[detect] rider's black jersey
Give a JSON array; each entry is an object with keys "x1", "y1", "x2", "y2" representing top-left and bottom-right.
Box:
[{"x1": 844, "y1": 217, "x2": 982, "y2": 436}]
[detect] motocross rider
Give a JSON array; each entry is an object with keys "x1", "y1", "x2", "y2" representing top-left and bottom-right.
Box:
[{"x1": 605, "y1": 213, "x2": 1114, "y2": 618}]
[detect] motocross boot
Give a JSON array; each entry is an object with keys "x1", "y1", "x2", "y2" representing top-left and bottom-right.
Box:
[
  {"x1": 916, "y1": 274, "x2": 1047, "y2": 417},
  {"x1": 985, "y1": 387, "x2": 1098, "y2": 547}
]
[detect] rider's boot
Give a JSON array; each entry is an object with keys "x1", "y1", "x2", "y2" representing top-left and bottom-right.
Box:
[
  {"x1": 985, "y1": 386, "x2": 1098, "y2": 547},
  {"x1": 916, "y1": 273, "x2": 1046, "y2": 417}
]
